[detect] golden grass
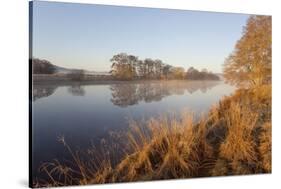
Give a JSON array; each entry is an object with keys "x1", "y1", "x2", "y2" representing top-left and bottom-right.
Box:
[
  {"x1": 258, "y1": 122, "x2": 272, "y2": 172},
  {"x1": 106, "y1": 114, "x2": 214, "y2": 181},
  {"x1": 34, "y1": 84, "x2": 272, "y2": 187},
  {"x1": 219, "y1": 103, "x2": 258, "y2": 166}
]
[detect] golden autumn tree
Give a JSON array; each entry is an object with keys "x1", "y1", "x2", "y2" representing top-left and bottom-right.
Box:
[{"x1": 223, "y1": 16, "x2": 272, "y2": 87}]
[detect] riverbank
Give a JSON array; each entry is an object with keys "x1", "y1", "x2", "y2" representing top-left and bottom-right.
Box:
[{"x1": 34, "y1": 84, "x2": 271, "y2": 187}]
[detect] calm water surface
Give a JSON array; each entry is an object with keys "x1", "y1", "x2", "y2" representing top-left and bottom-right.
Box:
[{"x1": 32, "y1": 80, "x2": 235, "y2": 177}]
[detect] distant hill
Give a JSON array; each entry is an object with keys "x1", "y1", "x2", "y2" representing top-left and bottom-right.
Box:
[
  {"x1": 54, "y1": 65, "x2": 110, "y2": 75},
  {"x1": 84, "y1": 71, "x2": 111, "y2": 76},
  {"x1": 31, "y1": 58, "x2": 110, "y2": 75},
  {"x1": 31, "y1": 58, "x2": 56, "y2": 74}
]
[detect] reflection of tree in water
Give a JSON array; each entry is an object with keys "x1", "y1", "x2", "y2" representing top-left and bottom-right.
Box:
[
  {"x1": 67, "y1": 85, "x2": 85, "y2": 96},
  {"x1": 185, "y1": 82, "x2": 215, "y2": 94},
  {"x1": 110, "y1": 81, "x2": 220, "y2": 107},
  {"x1": 110, "y1": 84, "x2": 139, "y2": 107},
  {"x1": 33, "y1": 85, "x2": 58, "y2": 101},
  {"x1": 139, "y1": 83, "x2": 169, "y2": 103},
  {"x1": 200, "y1": 83, "x2": 213, "y2": 93}
]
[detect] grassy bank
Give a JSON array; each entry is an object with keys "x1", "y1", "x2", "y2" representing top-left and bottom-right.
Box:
[{"x1": 34, "y1": 84, "x2": 271, "y2": 187}]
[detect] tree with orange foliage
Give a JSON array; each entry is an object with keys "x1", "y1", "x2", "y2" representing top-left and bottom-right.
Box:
[{"x1": 223, "y1": 16, "x2": 271, "y2": 87}]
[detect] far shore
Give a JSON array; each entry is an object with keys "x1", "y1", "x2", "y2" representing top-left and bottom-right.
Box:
[{"x1": 32, "y1": 74, "x2": 222, "y2": 86}]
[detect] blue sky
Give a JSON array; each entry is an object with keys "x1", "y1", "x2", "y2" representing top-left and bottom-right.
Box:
[{"x1": 32, "y1": 1, "x2": 250, "y2": 73}]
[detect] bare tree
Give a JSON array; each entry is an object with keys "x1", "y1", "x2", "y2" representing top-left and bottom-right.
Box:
[{"x1": 154, "y1": 59, "x2": 163, "y2": 79}]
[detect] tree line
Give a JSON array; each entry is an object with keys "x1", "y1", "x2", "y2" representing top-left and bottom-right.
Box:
[
  {"x1": 110, "y1": 53, "x2": 220, "y2": 80},
  {"x1": 32, "y1": 55, "x2": 220, "y2": 81}
]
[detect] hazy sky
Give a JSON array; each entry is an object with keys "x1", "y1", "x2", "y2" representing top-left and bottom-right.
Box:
[{"x1": 32, "y1": 1, "x2": 250, "y2": 73}]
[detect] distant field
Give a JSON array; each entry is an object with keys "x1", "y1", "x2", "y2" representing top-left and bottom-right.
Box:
[{"x1": 32, "y1": 73, "x2": 114, "y2": 82}]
